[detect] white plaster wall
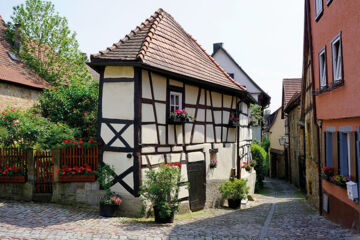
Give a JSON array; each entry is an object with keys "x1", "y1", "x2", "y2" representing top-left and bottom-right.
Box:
[
  {"x1": 104, "y1": 66, "x2": 134, "y2": 79},
  {"x1": 152, "y1": 73, "x2": 167, "y2": 101},
  {"x1": 212, "y1": 49, "x2": 263, "y2": 98},
  {"x1": 102, "y1": 82, "x2": 134, "y2": 120},
  {"x1": 103, "y1": 152, "x2": 134, "y2": 195}
]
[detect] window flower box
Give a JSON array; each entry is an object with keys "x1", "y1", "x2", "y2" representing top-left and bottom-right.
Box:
[
  {"x1": 169, "y1": 109, "x2": 193, "y2": 124},
  {"x1": 0, "y1": 176, "x2": 25, "y2": 183},
  {"x1": 229, "y1": 119, "x2": 240, "y2": 128},
  {"x1": 59, "y1": 175, "x2": 96, "y2": 182},
  {"x1": 56, "y1": 165, "x2": 97, "y2": 182}
]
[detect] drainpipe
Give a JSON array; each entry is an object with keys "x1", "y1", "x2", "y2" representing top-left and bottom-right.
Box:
[{"x1": 357, "y1": 127, "x2": 360, "y2": 230}]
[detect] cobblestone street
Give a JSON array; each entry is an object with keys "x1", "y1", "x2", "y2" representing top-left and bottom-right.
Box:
[{"x1": 0, "y1": 178, "x2": 359, "y2": 240}]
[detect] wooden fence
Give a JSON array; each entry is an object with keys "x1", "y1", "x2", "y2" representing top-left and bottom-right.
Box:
[
  {"x1": 35, "y1": 151, "x2": 53, "y2": 193},
  {"x1": 0, "y1": 148, "x2": 26, "y2": 170},
  {"x1": 60, "y1": 146, "x2": 98, "y2": 170}
]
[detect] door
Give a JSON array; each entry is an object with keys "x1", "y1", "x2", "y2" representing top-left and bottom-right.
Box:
[{"x1": 187, "y1": 161, "x2": 206, "y2": 211}]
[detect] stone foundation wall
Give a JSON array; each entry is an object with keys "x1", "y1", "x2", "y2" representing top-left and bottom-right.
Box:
[
  {"x1": 0, "y1": 182, "x2": 34, "y2": 201},
  {"x1": 52, "y1": 181, "x2": 105, "y2": 207},
  {"x1": 0, "y1": 82, "x2": 41, "y2": 109}
]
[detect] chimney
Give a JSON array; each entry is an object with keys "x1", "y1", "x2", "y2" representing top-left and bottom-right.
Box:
[
  {"x1": 14, "y1": 24, "x2": 22, "y2": 50},
  {"x1": 213, "y1": 42, "x2": 223, "y2": 55}
]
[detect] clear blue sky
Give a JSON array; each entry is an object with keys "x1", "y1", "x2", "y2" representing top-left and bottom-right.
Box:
[{"x1": 0, "y1": 0, "x2": 305, "y2": 112}]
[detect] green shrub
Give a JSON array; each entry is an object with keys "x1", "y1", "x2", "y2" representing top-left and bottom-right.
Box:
[
  {"x1": 251, "y1": 144, "x2": 268, "y2": 192},
  {"x1": 261, "y1": 136, "x2": 270, "y2": 152},
  {"x1": 140, "y1": 163, "x2": 184, "y2": 219},
  {"x1": 37, "y1": 82, "x2": 98, "y2": 140},
  {"x1": 0, "y1": 107, "x2": 74, "y2": 150},
  {"x1": 218, "y1": 178, "x2": 249, "y2": 200}
]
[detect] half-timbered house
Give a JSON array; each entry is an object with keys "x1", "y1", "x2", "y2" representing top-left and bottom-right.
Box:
[{"x1": 89, "y1": 8, "x2": 255, "y2": 216}]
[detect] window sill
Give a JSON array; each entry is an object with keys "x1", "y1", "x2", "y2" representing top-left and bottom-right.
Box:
[{"x1": 313, "y1": 80, "x2": 344, "y2": 96}]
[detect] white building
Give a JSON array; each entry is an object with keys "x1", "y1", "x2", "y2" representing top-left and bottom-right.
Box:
[
  {"x1": 212, "y1": 43, "x2": 270, "y2": 142},
  {"x1": 89, "y1": 9, "x2": 256, "y2": 216}
]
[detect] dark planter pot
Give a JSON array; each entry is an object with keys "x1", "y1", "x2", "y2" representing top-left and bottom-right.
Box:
[
  {"x1": 99, "y1": 203, "x2": 117, "y2": 217},
  {"x1": 228, "y1": 199, "x2": 242, "y2": 209},
  {"x1": 154, "y1": 207, "x2": 174, "y2": 223}
]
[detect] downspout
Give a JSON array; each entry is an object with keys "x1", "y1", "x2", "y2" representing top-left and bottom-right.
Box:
[
  {"x1": 306, "y1": 0, "x2": 323, "y2": 214},
  {"x1": 357, "y1": 127, "x2": 360, "y2": 230}
]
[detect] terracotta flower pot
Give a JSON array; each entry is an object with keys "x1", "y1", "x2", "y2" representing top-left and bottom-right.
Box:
[
  {"x1": 228, "y1": 199, "x2": 242, "y2": 209},
  {"x1": 0, "y1": 176, "x2": 25, "y2": 183},
  {"x1": 154, "y1": 206, "x2": 174, "y2": 223},
  {"x1": 99, "y1": 203, "x2": 117, "y2": 217},
  {"x1": 59, "y1": 175, "x2": 95, "y2": 182}
]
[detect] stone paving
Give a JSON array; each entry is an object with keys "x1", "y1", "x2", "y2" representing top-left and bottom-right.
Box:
[{"x1": 0, "y1": 178, "x2": 359, "y2": 239}]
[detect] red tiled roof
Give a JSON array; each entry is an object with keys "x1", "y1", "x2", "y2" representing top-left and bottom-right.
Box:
[
  {"x1": 0, "y1": 15, "x2": 50, "y2": 89},
  {"x1": 282, "y1": 78, "x2": 302, "y2": 108},
  {"x1": 91, "y1": 8, "x2": 245, "y2": 91}
]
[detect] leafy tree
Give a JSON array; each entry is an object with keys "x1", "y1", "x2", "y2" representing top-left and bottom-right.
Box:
[
  {"x1": 6, "y1": 0, "x2": 92, "y2": 85},
  {"x1": 37, "y1": 81, "x2": 98, "y2": 140}
]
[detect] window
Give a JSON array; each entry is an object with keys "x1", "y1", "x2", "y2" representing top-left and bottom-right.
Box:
[
  {"x1": 315, "y1": 0, "x2": 323, "y2": 20},
  {"x1": 326, "y1": 0, "x2": 333, "y2": 6},
  {"x1": 318, "y1": 47, "x2": 327, "y2": 89},
  {"x1": 339, "y1": 132, "x2": 350, "y2": 176},
  {"x1": 325, "y1": 132, "x2": 332, "y2": 166},
  {"x1": 227, "y1": 73, "x2": 234, "y2": 79},
  {"x1": 169, "y1": 91, "x2": 182, "y2": 113},
  {"x1": 331, "y1": 33, "x2": 343, "y2": 83},
  {"x1": 8, "y1": 52, "x2": 19, "y2": 61}
]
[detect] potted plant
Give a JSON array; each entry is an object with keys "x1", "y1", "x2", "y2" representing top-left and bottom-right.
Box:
[
  {"x1": 242, "y1": 162, "x2": 251, "y2": 172},
  {"x1": 228, "y1": 113, "x2": 239, "y2": 127},
  {"x1": 0, "y1": 166, "x2": 26, "y2": 183},
  {"x1": 99, "y1": 192, "x2": 122, "y2": 217},
  {"x1": 140, "y1": 162, "x2": 184, "y2": 223},
  {"x1": 219, "y1": 178, "x2": 249, "y2": 209},
  {"x1": 97, "y1": 164, "x2": 122, "y2": 217},
  {"x1": 321, "y1": 166, "x2": 334, "y2": 181},
  {"x1": 57, "y1": 164, "x2": 97, "y2": 182},
  {"x1": 169, "y1": 109, "x2": 193, "y2": 124}
]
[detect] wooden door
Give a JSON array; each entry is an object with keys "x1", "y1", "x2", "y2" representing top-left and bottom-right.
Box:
[{"x1": 187, "y1": 161, "x2": 206, "y2": 211}]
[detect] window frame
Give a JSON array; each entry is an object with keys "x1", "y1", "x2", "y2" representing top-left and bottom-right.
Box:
[
  {"x1": 315, "y1": 0, "x2": 324, "y2": 21},
  {"x1": 169, "y1": 91, "x2": 183, "y2": 113},
  {"x1": 167, "y1": 85, "x2": 185, "y2": 123},
  {"x1": 326, "y1": 0, "x2": 333, "y2": 6},
  {"x1": 331, "y1": 32, "x2": 344, "y2": 84},
  {"x1": 318, "y1": 46, "x2": 328, "y2": 90}
]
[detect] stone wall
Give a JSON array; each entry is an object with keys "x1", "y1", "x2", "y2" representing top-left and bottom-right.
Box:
[{"x1": 0, "y1": 82, "x2": 41, "y2": 109}]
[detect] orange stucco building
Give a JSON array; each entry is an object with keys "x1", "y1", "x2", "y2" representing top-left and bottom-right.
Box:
[{"x1": 307, "y1": 0, "x2": 360, "y2": 230}]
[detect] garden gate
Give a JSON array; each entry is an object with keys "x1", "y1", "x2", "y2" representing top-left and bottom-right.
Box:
[{"x1": 35, "y1": 151, "x2": 54, "y2": 193}]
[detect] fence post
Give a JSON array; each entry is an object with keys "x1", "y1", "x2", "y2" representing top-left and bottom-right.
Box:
[
  {"x1": 24, "y1": 149, "x2": 34, "y2": 201},
  {"x1": 51, "y1": 148, "x2": 60, "y2": 202},
  {"x1": 53, "y1": 148, "x2": 60, "y2": 183}
]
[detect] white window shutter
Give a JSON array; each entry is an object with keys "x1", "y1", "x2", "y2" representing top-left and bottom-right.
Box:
[{"x1": 336, "y1": 44, "x2": 342, "y2": 81}]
